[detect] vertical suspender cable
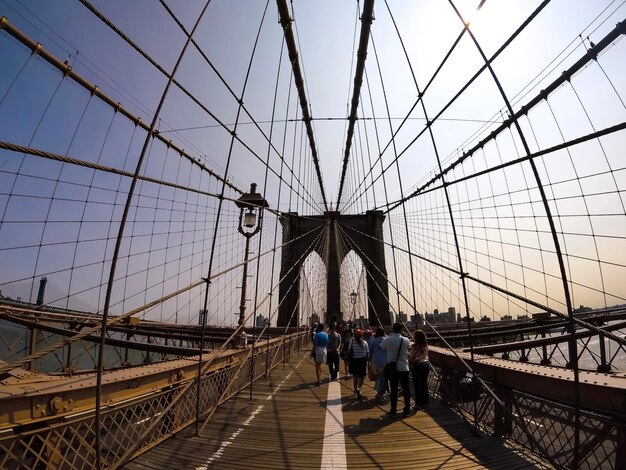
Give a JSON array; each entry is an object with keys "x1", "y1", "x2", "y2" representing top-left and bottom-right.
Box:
[
  {"x1": 195, "y1": 0, "x2": 272, "y2": 435},
  {"x1": 91, "y1": 1, "x2": 214, "y2": 467},
  {"x1": 369, "y1": 33, "x2": 419, "y2": 329},
  {"x1": 250, "y1": 38, "x2": 285, "y2": 399},
  {"x1": 447, "y1": 0, "x2": 581, "y2": 462},
  {"x1": 382, "y1": 0, "x2": 485, "y2": 431},
  {"x1": 363, "y1": 66, "x2": 400, "y2": 326}
]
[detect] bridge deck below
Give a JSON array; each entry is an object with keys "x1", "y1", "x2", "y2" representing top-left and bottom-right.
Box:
[{"x1": 125, "y1": 352, "x2": 543, "y2": 469}]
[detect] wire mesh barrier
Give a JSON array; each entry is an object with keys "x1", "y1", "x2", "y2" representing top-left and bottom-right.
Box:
[
  {"x1": 1, "y1": 1, "x2": 626, "y2": 468},
  {"x1": 0, "y1": 332, "x2": 307, "y2": 470},
  {"x1": 428, "y1": 358, "x2": 626, "y2": 470}
]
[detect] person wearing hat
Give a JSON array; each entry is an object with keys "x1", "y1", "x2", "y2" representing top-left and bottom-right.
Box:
[{"x1": 347, "y1": 329, "x2": 369, "y2": 400}]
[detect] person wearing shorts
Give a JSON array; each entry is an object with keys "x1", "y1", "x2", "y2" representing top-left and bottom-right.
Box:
[{"x1": 312, "y1": 323, "x2": 329, "y2": 385}]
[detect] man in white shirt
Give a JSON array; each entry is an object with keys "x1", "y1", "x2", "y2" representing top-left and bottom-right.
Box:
[{"x1": 380, "y1": 322, "x2": 411, "y2": 417}]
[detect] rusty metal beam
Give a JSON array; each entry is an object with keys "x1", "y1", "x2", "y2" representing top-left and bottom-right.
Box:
[
  {"x1": 0, "y1": 309, "x2": 302, "y2": 358},
  {"x1": 336, "y1": 0, "x2": 375, "y2": 209},
  {"x1": 430, "y1": 346, "x2": 626, "y2": 416},
  {"x1": 0, "y1": 333, "x2": 299, "y2": 430},
  {"x1": 276, "y1": 0, "x2": 328, "y2": 211},
  {"x1": 465, "y1": 320, "x2": 626, "y2": 355}
]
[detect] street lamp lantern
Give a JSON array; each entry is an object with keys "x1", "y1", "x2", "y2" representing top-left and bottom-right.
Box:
[
  {"x1": 244, "y1": 208, "x2": 256, "y2": 228},
  {"x1": 235, "y1": 183, "x2": 269, "y2": 236},
  {"x1": 349, "y1": 291, "x2": 358, "y2": 324},
  {"x1": 234, "y1": 183, "x2": 269, "y2": 348}
]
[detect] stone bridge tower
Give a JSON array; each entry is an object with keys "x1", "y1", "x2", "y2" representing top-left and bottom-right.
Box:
[{"x1": 277, "y1": 210, "x2": 390, "y2": 327}]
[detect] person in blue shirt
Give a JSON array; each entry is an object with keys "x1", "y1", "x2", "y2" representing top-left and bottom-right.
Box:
[
  {"x1": 312, "y1": 323, "x2": 329, "y2": 385},
  {"x1": 367, "y1": 327, "x2": 387, "y2": 401},
  {"x1": 326, "y1": 323, "x2": 341, "y2": 381}
]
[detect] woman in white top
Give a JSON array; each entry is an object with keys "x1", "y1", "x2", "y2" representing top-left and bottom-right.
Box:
[{"x1": 348, "y1": 329, "x2": 369, "y2": 401}]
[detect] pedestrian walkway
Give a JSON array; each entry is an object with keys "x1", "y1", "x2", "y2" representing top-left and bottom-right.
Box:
[{"x1": 124, "y1": 352, "x2": 544, "y2": 469}]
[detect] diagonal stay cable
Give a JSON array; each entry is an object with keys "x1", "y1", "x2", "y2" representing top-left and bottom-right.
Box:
[
  {"x1": 380, "y1": 121, "x2": 626, "y2": 211},
  {"x1": 76, "y1": 1, "x2": 319, "y2": 212},
  {"x1": 343, "y1": 1, "x2": 488, "y2": 207},
  {"x1": 335, "y1": 221, "x2": 560, "y2": 468},
  {"x1": 340, "y1": 218, "x2": 626, "y2": 348},
  {"x1": 0, "y1": 139, "x2": 224, "y2": 199},
  {"x1": 0, "y1": 223, "x2": 325, "y2": 374},
  {"x1": 382, "y1": 17, "x2": 625, "y2": 213},
  {"x1": 353, "y1": 1, "x2": 551, "y2": 206},
  {"x1": 114, "y1": 224, "x2": 327, "y2": 467},
  {"x1": 157, "y1": 0, "x2": 323, "y2": 214},
  {"x1": 0, "y1": 17, "x2": 242, "y2": 195}
]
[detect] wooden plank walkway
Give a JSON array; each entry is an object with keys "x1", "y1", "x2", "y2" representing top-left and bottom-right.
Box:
[{"x1": 124, "y1": 352, "x2": 545, "y2": 469}]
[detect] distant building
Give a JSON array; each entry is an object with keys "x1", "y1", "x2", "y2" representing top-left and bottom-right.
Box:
[
  {"x1": 443, "y1": 307, "x2": 456, "y2": 323},
  {"x1": 501, "y1": 315, "x2": 512, "y2": 321},
  {"x1": 198, "y1": 309, "x2": 207, "y2": 326},
  {"x1": 517, "y1": 314, "x2": 529, "y2": 320},
  {"x1": 396, "y1": 312, "x2": 407, "y2": 324},
  {"x1": 425, "y1": 307, "x2": 456, "y2": 324},
  {"x1": 255, "y1": 314, "x2": 268, "y2": 327},
  {"x1": 532, "y1": 312, "x2": 550, "y2": 320},
  {"x1": 480, "y1": 315, "x2": 491, "y2": 322}
]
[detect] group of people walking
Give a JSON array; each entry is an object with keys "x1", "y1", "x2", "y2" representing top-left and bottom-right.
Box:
[{"x1": 310, "y1": 321, "x2": 430, "y2": 417}]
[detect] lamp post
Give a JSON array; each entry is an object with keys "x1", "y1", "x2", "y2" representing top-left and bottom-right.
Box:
[
  {"x1": 350, "y1": 291, "x2": 357, "y2": 325},
  {"x1": 235, "y1": 183, "x2": 269, "y2": 348}
]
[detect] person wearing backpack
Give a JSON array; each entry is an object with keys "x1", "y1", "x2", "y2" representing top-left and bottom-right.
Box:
[{"x1": 380, "y1": 323, "x2": 411, "y2": 417}]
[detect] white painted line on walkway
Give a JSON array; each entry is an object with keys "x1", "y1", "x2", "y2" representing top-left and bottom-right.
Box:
[
  {"x1": 321, "y1": 380, "x2": 347, "y2": 469},
  {"x1": 197, "y1": 355, "x2": 306, "y2": 469},
  {"x1": 197, "y1": 404, "x2": 264, "y2": 470}
]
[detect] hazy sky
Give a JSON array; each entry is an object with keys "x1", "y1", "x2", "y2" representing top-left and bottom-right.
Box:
[
  {"x1": 0, "y1": 0, "x2": 625, "y2": 324},
  {"x1": 2, "y1": 0, "x2": 622, "y2": 205}
]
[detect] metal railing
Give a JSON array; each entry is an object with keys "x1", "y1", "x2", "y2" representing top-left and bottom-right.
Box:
[
  {"x1": 429, "y1": 357, "x2": 626, "y2": 469},
  {"x1": 0, "y1": 331, "x2": 308, "y2": 469}
]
